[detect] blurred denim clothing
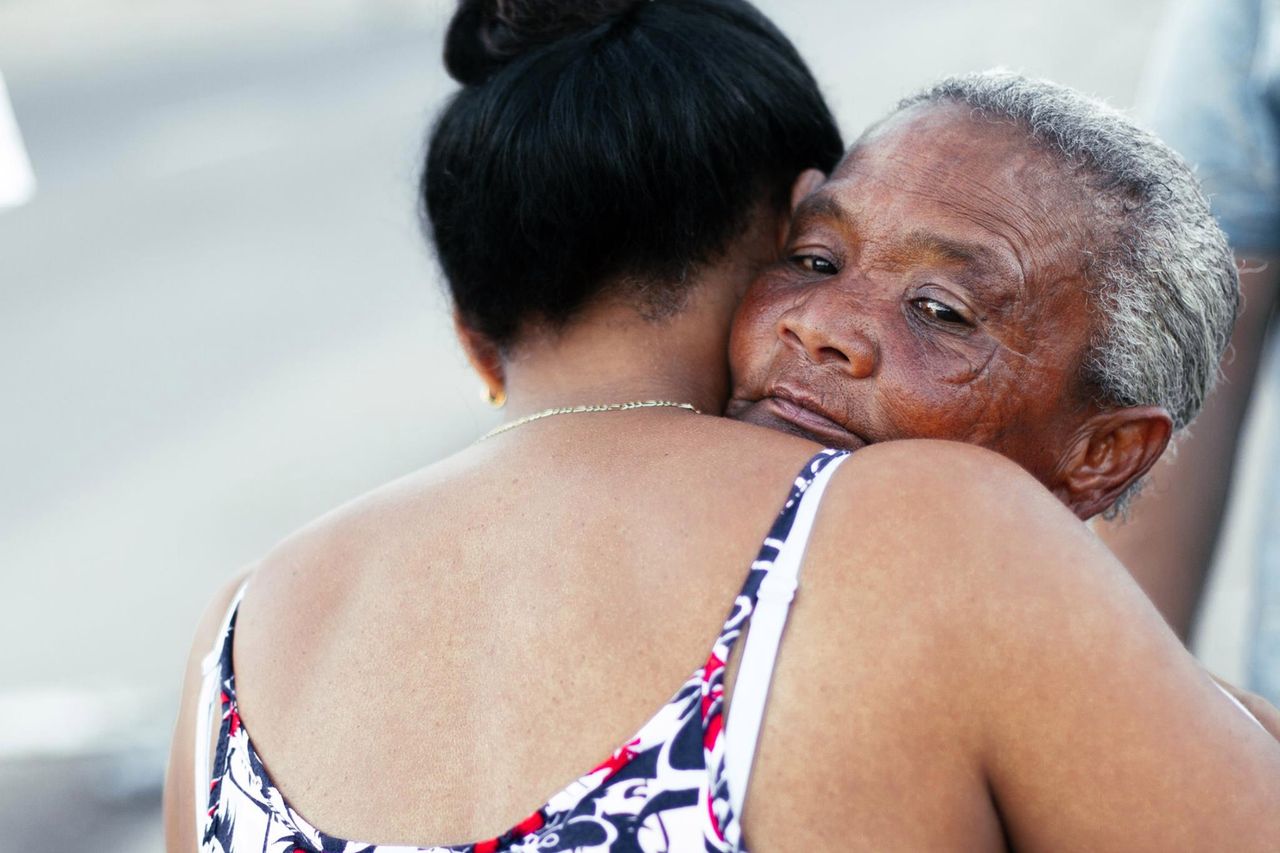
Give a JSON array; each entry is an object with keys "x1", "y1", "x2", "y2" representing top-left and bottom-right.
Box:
[
  {"x1": 1141, "y1": 0, "x2": 1280, "y2": 252},
  {"x1": 1260, "y1": 446, "x2": 1280, "y2": 705},
  {"x1": 1141, "y1": 0, "x2": 1280, "y2": 703}
]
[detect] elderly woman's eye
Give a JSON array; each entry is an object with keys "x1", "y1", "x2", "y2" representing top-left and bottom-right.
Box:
[
  {"x1": 912, "y1": 296, "x2": 968, "y2": 325},
  {"x1": 790, "y1": 254, "x2": 838, "y2": 275}
]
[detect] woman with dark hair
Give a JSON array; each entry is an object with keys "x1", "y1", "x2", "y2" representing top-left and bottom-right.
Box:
[{"x1": 165, "y1": 2, "x2": 1280, "y2": 851}]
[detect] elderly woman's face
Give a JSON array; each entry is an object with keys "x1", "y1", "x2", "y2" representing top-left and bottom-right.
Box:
[{"x1": 727, "y1": 104, "x2": 1100, "y2": 485}]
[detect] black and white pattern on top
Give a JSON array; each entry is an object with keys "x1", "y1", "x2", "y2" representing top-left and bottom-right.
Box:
[{"x1": 200, "y1": 449, "x2": 850, "y2": 853}]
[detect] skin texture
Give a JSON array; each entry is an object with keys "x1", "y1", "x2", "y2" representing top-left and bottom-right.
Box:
[
  {"x1": 728, "y1": 104, "x2": 1172, "y2": 520},
  {"x1": 165, "y1": 432, "x2": 1280, "y2": 852},
  {"x1": 165, "y1": 124, "x2": 1280, "y2": 845},
  {"x1": 165, "y1": 140, "x2": 1280, "y2": 852}
]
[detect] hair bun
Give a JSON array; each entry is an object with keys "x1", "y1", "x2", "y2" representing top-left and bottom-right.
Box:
[{"x1": 444, "y1": 0, "x2": 644, "y2": 85}]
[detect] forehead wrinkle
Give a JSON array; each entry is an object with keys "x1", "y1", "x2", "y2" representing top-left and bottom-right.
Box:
[
  {"x1": 922, "y1": 151, "x2": 1087, "y2": 292},
  {"x1": 843, "y1": 166, "x2": 1032, "y2": 290},
  {"x1": 873, "y1": 140, "x2": 1078, "y2": 287},
  {"x1": 860, "y1": 187, "x2": 1031, "y2": 309}
]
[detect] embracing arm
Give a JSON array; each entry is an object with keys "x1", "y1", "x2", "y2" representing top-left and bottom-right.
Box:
[{"x1": 163, "y1": 574, "x2": 249, "y2": 853}]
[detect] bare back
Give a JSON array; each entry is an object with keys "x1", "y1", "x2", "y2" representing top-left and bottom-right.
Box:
[
  {"x1": 199, "y1": 415, "x2": 894, "y2": 846},
  {"x1": 167, "y1": 415, "x2": 1280, "y2": 852}
]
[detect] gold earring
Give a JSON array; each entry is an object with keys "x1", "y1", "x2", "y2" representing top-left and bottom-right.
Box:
[{"x1": 487, "y1": 386, "x2": 507, "y2": 408}]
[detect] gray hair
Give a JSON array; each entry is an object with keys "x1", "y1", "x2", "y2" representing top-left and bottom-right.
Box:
[{"x1": 898, "y1": 70, "x2": 1239, "y2": 512}]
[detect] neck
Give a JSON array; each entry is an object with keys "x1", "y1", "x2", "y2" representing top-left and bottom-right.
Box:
[
  {"x1": 493, "y1": 202, "x2": 786, "y2": 420},
  {"x1": 501, "y1": 280, "x2": 741, "y2": 419}
]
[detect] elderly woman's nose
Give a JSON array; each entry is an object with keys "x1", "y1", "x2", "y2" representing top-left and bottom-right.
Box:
[{"x1": 777, "y1": 301, "x2": 879, "y2": 378}]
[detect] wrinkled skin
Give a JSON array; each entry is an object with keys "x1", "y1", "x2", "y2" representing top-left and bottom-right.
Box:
[{"x1": 728, "y1": 103, "x2": 1111, "y2": 495}]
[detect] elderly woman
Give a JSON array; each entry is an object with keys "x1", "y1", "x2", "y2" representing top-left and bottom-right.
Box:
[
  {"x1": 730, "y1": 72, "x2": 1235, "y2": 522},
  {"x1": 167, "y1": 2, "x2": 1280, "y2": 849}
]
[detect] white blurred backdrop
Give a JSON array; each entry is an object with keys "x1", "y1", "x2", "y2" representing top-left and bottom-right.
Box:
[{"x1": 4, "y1": 0, "x2": 1273, "y2": 849}]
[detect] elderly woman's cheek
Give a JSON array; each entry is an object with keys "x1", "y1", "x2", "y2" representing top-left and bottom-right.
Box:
[
  {"x1": 728, "y1": 301, "x2": 772, "y2": 391},
  {"x1": 906, "y1": 326, "x2": 1002, "y2": 387},
  {"x1": 731, "y1": 282, "x2": 787, "y2": 365},
  {"x1": 953, "y1": 352, "x2": 1052, "y2": 448}
]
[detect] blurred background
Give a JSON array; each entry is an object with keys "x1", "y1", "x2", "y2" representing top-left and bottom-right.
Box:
[{"x1": 1, "y1": 0, "x2": 1274, "y2": 849}]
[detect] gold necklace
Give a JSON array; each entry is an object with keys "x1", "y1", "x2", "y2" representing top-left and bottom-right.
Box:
[{"x1": 479, "y1": 399, "x2": 701, "y2": 441}]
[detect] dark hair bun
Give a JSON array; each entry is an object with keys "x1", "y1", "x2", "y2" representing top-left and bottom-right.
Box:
[
  {"x1": 444, "y1": 0, "x2": 643, "y2": 85},
  {"x1": 425, "y1": 0, "x2": 844, "y2": 347}
]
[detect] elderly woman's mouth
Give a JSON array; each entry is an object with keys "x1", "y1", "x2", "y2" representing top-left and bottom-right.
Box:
[{"x1": 755, "y1": 392, "x2": 869, "y2": 451}]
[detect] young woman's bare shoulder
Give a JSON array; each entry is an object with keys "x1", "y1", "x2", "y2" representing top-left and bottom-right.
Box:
[
  {"x1": 815, "y1": 438, "x2": 1092, "y2": 576},
  {"x1": 799, "y1": 438, "x2": 1146, "y2": 676},
  {"x1": 785, "y1": 439, "x2": 1084, "y2": 706},
  {"x1": 787, "y1": 439, "x2": 1280, "y2": 848},
  {"x1": 237, "y1": 454, "x2": 477, "y2": 617},
  {"x1": 167, "y1": 465, "x2": 424, "y2": 844}
]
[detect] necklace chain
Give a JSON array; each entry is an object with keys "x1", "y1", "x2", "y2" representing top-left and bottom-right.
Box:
[{"x1": 479, "y1": 399, "x2": 701, "y2": 441}]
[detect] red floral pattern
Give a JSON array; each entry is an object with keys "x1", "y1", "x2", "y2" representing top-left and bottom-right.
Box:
[{"x1": 199, "y1": 451, "x2": 847, "y2": 853}]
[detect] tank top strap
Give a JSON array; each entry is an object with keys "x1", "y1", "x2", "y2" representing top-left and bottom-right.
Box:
[
  {"x1": 193, "y1": 578, "x2": 250, "y2": 844},
  {"x1": 721, "y1": 449, "x2": 850, "y2": 827}
]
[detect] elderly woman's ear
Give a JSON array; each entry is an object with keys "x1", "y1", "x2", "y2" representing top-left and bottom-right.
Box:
[{"x1": 1049, "y1": 407, "x2": 1174, "y2": 520}]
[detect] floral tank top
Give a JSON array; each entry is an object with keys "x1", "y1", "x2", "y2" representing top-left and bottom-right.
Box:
[{"x1": 195, "y1": 450, "x2": 850, "y2": 853}]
